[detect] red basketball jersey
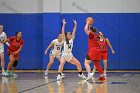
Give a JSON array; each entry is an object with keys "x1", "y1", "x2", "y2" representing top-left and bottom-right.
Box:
[
  {"x1": 88, "y1": 32, "x2": 99, "y2": 49},
  {"x1": 8, "y1": 36, "x2": 24, "y2": 52},
  {"x1": 99, "y1": 38, "x2": 108, "y2": 52}
]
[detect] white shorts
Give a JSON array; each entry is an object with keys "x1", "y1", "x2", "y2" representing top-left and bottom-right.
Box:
[
  {"x1": 49, "y1": 50, "x2": 62, "y2": 58},
  {"x1": 0, "y1": 46, "x2": 4, "y2": 54},
  {"x1": 62, "y1": 53, "x2": 73, "y2": 62}
]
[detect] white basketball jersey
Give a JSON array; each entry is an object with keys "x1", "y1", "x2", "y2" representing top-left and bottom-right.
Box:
[
  {"x1": 52, "y1": 39, "x2": 64, "y2": 53},
  {"x1": 0, "y1": 32, "x2": 6, "y2": 46},
  {"x1": 63, "y1": 39, "x2": 73, "y2": 54}
]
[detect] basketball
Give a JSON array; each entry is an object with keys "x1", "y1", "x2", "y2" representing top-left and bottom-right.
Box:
[{"x1": 86, "y1": 17, "x2": 94, "y2": 25}]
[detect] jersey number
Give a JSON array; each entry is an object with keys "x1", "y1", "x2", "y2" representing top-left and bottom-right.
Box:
[
  {"x1": 68, "y1": 45, "x2": 71, "y2": 49},
  {"x1": 57, "y1": 47, "x2": 60, "y2": 50}
]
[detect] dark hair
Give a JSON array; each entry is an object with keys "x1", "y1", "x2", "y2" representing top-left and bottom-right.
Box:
[
  {"x1": 65, "y1": 32, "x2": 69, "y2": 44},
  {"x1": 90, "y1": 27, "x2": 97, "y2": 32},
  {"x1": 0, "y1": 24, "x2": 3, "y2": 27},
  {"x1": 15, "y1": 32, "x2": 22, "y2": 36}
]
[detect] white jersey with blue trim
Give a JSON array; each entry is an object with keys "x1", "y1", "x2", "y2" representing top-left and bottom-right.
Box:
[
  {"x1": 63, "y1": 39, "x2": 73, "y2": 54},
  {"x1": 0, "y1": 32, "x2": 6, "y2": 53},
  {"x1": 51, "y1": 39, "x2": 64, "y2": 53},
  {"x1": 0, "y1": 32, "x2": 6, "y2": 46}
]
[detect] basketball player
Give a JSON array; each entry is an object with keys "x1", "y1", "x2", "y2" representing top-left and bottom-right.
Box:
[
  {"x1": 0, "y1": 24, "x2": 7, "y2": 75},
  {"x1": 44, "y1": 34, "x2": 65, "y2": 76},
  {"x1": 84, "y1": 21, "x2": 105, "y2": 81},
  {"x1": 5, "y1": 32, "x2": 24, "y2": 77},
  {"x1": 92, "y1": 31, "x2": 115, "y2": 76},
  {"x1": 57, "y1": 19, "x2": 86, "y2": 80}
]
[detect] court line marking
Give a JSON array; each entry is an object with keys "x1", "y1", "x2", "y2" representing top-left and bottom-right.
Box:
[{"x1": 18, "y1": 79, "x2": 58, "y2": 93}]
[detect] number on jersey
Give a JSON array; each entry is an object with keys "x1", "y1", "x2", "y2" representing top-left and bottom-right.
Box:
[
  {"x1": 57, "y1": 47, "x2": 60, "y2": 50},
  {"x1": 68, "y1": 44, "x2": 72, "y2": 49}
]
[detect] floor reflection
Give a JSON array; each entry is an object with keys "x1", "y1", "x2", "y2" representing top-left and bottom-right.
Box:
[{"x1": 1, "y1": 76, "x2": 18, "y2": 93}]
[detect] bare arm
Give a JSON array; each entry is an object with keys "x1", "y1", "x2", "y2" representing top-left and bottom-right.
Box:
[
  {"x1": 72, "y1": 20, "x2": 77, "y2": 39},
  {"x1": 3, "y1": 34, "x2": 7, "y2": 42},
  {"x1": 12, "y1": 45, "x2": 23, "y2": 55},
  {"x1": 84, "y1": 22, "x2": 91, "y2": 35},
  {"x1": 106, "y1": 38, "x2": 115, "y2": 54},
  {"x1": 4, "y1": 34, "x2": 10, "y2": 46},
  {"x1": 62, "y1": 19, "x2": 67, "y2": 39},
  {"x1": 45, "y1": 42, "x2": 54, "y2": 55}
]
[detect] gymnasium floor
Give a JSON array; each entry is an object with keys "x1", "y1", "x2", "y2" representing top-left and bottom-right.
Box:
[{"x1": 0, "y1": 72, "x2": 140, "y2": 93}]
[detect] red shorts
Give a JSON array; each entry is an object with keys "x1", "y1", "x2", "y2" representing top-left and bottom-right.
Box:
[
  {"x1": 100, "y1": 52, "x2": 108, "y2": 60},
  {"x1": 7, "y1": 49, "x2": 19, "y2": 59},
  {"x1": 88, "y1": 47, "x2": 101, "y2": 61}
]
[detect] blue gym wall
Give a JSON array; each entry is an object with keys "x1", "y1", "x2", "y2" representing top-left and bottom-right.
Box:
[
  {"x1": 0, "y1": 14, "x2": 43, "y2": 70},
  {"x1": 0, "y1": 0, "x2": 140, "y2": 70},
  {"x1": 0, "y1": 13, "x2": 140, "y2": 70},
  {"x1": 43, "y1": 13, "x2": 140, "y2": 70}
]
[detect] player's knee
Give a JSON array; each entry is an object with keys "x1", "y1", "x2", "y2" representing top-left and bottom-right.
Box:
[
  {"x1": 76, "y1": 62, "x2": 81, "y2": 67},
  {"x1": 1, "y1": 59, "x2": 4, "y2": 63},
  {"x1": 60, "y1": 61, "x2": 65, "y2": 66},
  {"x1": 84, "y1": 61, "x2": 89, "y2": 65}
]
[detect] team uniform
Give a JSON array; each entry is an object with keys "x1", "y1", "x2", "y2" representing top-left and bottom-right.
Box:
[
  {"x1": 62, "y1": 38, "x2": 74, "y2": 62},
  {"x1": 85, "y1": 31, "x2": 105, "y2": 81},
  {"x1": 99, "y1": 38, "x2": 108, "y2": 60},
  {"x1": 0, "y1": 32, "x2": 6, "y2": 53},
  {"x1": 57, "y1": 37, "x2": 86, "y2": 80},
  {"x1": 7, "y1": 36, "x2": 24, "y2": 59},
  {"x1": 87, "y1": 32, "x2": 101, "y2": 61},
  {"x1": 49, "y1": 39, "x2": 64, "y2": 58}
]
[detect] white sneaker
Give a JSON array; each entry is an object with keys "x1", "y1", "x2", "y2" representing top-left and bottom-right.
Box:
[
  {"x1": 44, "y1": 72, "x2": 48, "y2": 76},
  {"x1": 57, "y1": 75, "x2": 62, "y2": 81},
  {"x1": 86, "y1": 73, "x2": 94, "y2": 81},
  {"x1": 104, "y1": 72, "x2": 107, "y2": 77},
  {"x1": 92, "y1": 72, "x2": 95, "y2": 76},
  {"x1": 61, "y1": 73, "x2": 65, "y2": 76},
  {"x1": 78, "y1": 73, "x2": 86, "y2": 79},
  {"x1": 61, "y1": 75, "x2": 65, "y2": 79},
  {"x1": 1, "y1": 71, "x2": 5, "y2": 75}
]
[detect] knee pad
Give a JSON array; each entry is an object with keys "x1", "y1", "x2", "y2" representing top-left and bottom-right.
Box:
[{"x1": 13, "y1": 60, "x2": 18, "y2": 67}]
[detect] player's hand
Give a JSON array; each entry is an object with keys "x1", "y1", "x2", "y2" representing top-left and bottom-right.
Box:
[
  {"x1": 11, "y1": 51, "x2": 18, "y2": 55},
  {"x1": 86, "y1": 21, "x2": 90, "y2": 25},
  {"x1": 112, "y1": 50, "x2": 115, "y2": 54},
  {"x1": 45, "y1": 50, "x2": 48, "y2": 55},
  {"x1": 0, "y1": 40, "x2": 5, "y2": 44},
  {"x1": 62, "y1": 19, "x2": 67, "y2": 25},
  {"x1": 73, "y1": 20, "x2": 77, "y2": 25}
]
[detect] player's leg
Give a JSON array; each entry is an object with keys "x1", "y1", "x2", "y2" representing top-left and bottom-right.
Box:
[
  {"x1": 45, "y1": 55, "x2": 55, "y2": 75},
  {"x1": 5, "y1": 55, "x2": 15, "y2": 76},
  {"x1": 103, "y1": 52, "x2": 108, "y2": 76},
  {"x1": 93, "y1": 60, "x2": 105, "y2": 81},
  {"x1": 57, "y1": 56, "x2": 66, "y2": 80},
  {"x1": 0, "y1": 52, "x2": 5, "y2": 75},
  {"x1": 103, "y1": 60, "x2": 107, "y2": 76},
  {"x1": 84, "y1": 54, "x2": 92, "y2": 73},
  {"x1": 69, "y1": 57, "x2": 86, "y2": 79},
  {"x1": 56, "y1": 57, "x2": 65, "y2": 76},
  {"x1": 84, "y1": 54, "x2": 94, "y2": 80}
]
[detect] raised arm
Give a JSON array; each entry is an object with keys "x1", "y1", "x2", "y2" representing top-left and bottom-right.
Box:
[
  {"x1": 72, "y1": 20, "x2": 77, "y2": 39},
  {"x1": 106, "y1": 38, "x2": 115, "y2": 54},
  {"x1": 84, "y1": 22, "x2": 91, "y2": 35},
  {"x1": 61, "y1": 19, "x2": 67, "y2": 38}
]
